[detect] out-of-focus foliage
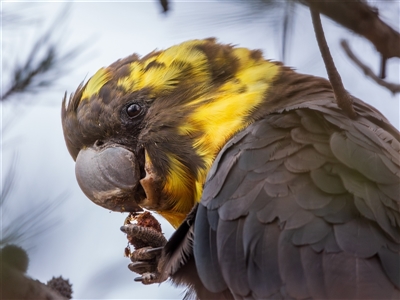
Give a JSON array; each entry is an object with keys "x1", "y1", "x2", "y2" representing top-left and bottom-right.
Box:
[
  {"x1": 1, "y1": 5, "x2": 83, "y2": 247},
  {"x1": 1, "y1": 5, "x2": 82, "y2": 298},
  {"x1": 1, "y1": 7, "x2": 81, "y2": 101}
]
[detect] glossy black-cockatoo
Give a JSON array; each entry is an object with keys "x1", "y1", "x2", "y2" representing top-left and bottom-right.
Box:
[{"x1": 62, "y1": 39, "x2": 400, "y2": 299}]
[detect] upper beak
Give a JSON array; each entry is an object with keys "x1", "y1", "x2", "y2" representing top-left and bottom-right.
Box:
[{"x1": 75, "y1": 144, "x2": 144, "y2": 212}]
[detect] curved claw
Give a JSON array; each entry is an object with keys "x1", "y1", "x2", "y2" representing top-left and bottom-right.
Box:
[
  {"x1": 120, "y1": 225, "x2": 130, "y2": 233},
  {"x1": 145, "y1": 247, "x2": 164, "y2": 254},
  {"x1": 129, "y1": 261, "x2": 152, "y2": 268},
  {"x1": 130, "y1": 247, "x2": 161, "y2": 262},
  {"x1": 128, "y1": 261, "x2": 156, "y2": 274},
  {"x1": 134, "y1": 272, "x2": 164, "y2": 285}
]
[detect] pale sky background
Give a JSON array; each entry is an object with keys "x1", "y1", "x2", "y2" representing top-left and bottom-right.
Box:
[{"x1": 1, "y1": 1, "x2": 399, "y2": 299}]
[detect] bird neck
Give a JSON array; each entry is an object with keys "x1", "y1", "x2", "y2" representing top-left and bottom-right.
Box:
[{"x1": 160, "y1": 55, "x2": 282, "y2": 228}]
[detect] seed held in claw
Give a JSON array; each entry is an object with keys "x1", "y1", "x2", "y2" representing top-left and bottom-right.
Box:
[{"x1": 124, "y1": 211, "x2": 164, "y2": 249}]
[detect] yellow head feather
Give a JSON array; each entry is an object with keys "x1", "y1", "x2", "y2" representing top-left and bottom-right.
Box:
[{"x1": 81, "y1": 68, "x2": 111, "y2": 101}]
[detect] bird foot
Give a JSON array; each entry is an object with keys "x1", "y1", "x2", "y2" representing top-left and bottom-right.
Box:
[
  {"x1": 127, "y1": 246, "x2": 166, "y2": 284},
  {"x1": 121, "y1": 220, "x2": 167, "y2": 285}
]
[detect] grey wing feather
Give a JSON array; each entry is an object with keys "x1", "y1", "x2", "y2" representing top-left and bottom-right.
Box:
[
  {"x1": 194, "y1": 96, "x2": 400, "y2": 299},
  {"x1": 194, "y1": 204, "x2": 227, "y2": 293}
]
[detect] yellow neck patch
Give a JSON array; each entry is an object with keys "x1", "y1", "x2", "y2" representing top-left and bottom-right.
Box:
[{"x1": 162, "y1": 47, "x2": 280, "y2": 227}]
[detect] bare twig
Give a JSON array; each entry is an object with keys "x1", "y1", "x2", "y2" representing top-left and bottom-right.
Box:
[
  {"x1": 310, "y1": 8, "x2": 357, "y2": 118},
  {"x1": 301, "y1": 0, "x2": 400, "y2": 59},
  {"x1": 281, "y1": 0, "x2": 295, "y2": 62},
  {"x1": 341, "y1": 40, "x2": 400, "y2": 95},
  {"x1": 380, "y1": 55, "x2": 387, "y2": 79},
  {"x1": 159, "y1": 0, "x2": 169, "y2": 13}
]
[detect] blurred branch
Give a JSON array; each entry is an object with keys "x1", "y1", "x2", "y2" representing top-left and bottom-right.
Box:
[
  {"x1": 340, "y1": 39, "x2": 400, "y2": 95},
  {"x1": 281, "y1": 0, "x2": 295, "y2": 62},
  {"x1": 159, "y1": 0, "x2": 169, "y2": 13},
  {"x1": 1, "y1": 10, "x2": 38, "y2": 28},
  {"x1": 160, "y1": 0, "x2": 400, "y2": 63},
  {"x1": 300, "y1": 0, "x2": 400, "y2": 59}
]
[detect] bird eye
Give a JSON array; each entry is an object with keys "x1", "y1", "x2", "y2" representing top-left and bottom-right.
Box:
[{"x1": 126, "y1": 103, "x2": 142, "y2": 118}]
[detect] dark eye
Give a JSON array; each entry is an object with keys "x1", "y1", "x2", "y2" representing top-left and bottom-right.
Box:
[{"x1": 126, "y1": 103, "x2": 142, "y2": 118}]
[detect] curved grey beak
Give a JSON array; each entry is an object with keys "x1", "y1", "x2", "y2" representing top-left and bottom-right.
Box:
[{"x1": 75, "y1": 145, "x2": 143, "y2": 212}]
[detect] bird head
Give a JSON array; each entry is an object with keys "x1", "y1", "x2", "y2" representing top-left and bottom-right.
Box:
[{"x1": 61, "y1": 38, "x2": 282, "y2": 227}]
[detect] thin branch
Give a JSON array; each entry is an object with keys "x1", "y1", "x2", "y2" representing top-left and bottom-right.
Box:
[
  {"x1": 310, "y1": 8, "x2": 357, "y2": 118},
  {"x1": 301, "y1": 0, "x2": 400, "y2": 59},
  {"x1": 281, "y1": 0, "x2": 295, "y2": 62},
  {"x1": 340, "y1": 39, "x2": 400, "y2": 95},
  {"x1": 159, "y1": 0, "x2": 169, "y2": 13},
  {"x1": 380, "y1": 55, "x2": 387, "y2": 79}
]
